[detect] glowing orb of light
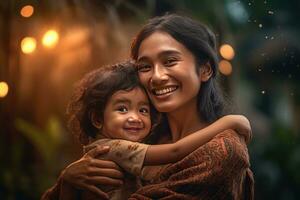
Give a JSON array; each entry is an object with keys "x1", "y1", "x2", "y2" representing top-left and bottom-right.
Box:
[
  {"x1": 218, "y1": 60, "x2": 233, "y2": 76},
  {"x1": 20, "y1": 5, "x2": 34, "y2": 18},
  {"x1": 42, "y1": 30, "x2": 59, "y2": 48},
  {"x1": 0, "y1": 82, "x2": 9, "y2": 98},
  {"x1": 220, "y1": 44, "x2": 235, "y2": 60},
  {"x1": 21, "y1": 37, "x2": 37, "y2": 54}
]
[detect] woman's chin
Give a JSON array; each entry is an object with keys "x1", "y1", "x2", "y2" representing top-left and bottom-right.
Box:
[{"x1": 153, "y1": 103, "x2": 178, "y2": 113}]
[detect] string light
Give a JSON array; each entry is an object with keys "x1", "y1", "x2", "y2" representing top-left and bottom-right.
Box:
[
  {"x1": 21, "y1": 37, "x2": 37, "y2": 54},
  {"x1": 42, "y1": 30, "x2": 59, "y2": 48},
  {"x1": 220, "y1": 44, "x2": 235, "y2": 60},
  {"x1": 218, "y1": 60, "x2": 233, "y2": 75},
  {"x1": 20, "y1": 5, "x2": 34, "y2": 18},
  {"x1": 0, "y1": 82, "x2": 9, "y2": 98}
]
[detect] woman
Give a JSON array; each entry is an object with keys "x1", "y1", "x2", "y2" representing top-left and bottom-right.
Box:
[
  {"x1": 128, "y1": 13, "x2": 254, "y2": 199},
  {"x1": 42, "y1": 14, "x2": 253, "y2": 200}
]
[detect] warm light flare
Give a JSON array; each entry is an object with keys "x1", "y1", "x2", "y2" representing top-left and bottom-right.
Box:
[
  {"x1": 20, "y1": 5, "x2": 34, "y2": 18},
  {"x1": 219, "y1": 60, "x2": 233, "y2": 75},
  {"x1": 21, "y1": 37, "x2": 37, "y2": 54},
  {"x1": 42, "y1": 30, "x2": 59, "y2": 48},
  {"x1": 220, "y1": 44, "x2": 235, "y2": 60},
  {"x1": 0, "y1": 82, "x2": 9, "y2": 98}
]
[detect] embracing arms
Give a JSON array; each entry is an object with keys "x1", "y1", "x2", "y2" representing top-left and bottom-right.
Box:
[
  {"x1": 41, "y1": 146, "x2": 123, "y2": 200},
  {"x1": 144, "y1": 115, "x2": 251, "y2": 165},
  {"x1": 130, "y1": 129, "x2": 254, "y2": 200}
]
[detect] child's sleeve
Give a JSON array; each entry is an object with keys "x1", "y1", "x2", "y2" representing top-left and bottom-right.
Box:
[{"x1": 84, "y1": 139, "x2": 149, "y2": 176}]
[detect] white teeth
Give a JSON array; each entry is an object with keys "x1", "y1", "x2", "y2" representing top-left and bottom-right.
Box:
[{"x1": 154, "y1": 86, "x2": 177, "y2": 95}]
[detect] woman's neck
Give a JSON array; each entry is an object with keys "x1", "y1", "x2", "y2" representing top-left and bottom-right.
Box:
[{"x1": 166, "y1": 98, "x2": 208, "y2": 142}]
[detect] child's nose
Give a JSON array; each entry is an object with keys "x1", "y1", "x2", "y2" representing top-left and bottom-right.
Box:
[{"x1": 127, "y1": 115, "x2": 142, "y2": 123}]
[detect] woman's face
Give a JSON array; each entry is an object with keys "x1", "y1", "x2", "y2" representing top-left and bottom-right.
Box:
[{"x1": 136, "y1": 31, "x2": 202, "y2": 113}]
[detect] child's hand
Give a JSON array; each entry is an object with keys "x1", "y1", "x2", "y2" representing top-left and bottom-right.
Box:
[{"x1": 223, "y1": 115, "x2": 252, "y2": 143}]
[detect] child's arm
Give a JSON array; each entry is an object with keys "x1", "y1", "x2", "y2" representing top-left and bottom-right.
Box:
[{"x1": 144, "y1": 115, "x2": 251, "y2": 165}]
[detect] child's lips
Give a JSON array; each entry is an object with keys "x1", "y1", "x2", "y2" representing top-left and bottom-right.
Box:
[{"x1": 124, "y1": 127, "x2": 143, "y2": 132}]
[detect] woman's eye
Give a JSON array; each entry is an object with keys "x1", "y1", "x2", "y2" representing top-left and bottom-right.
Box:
[
  {"x1": 117, "y1": 106, "x2": 128, "y2": 113},
  {"x1": 139, "y1": 107, "x2": 149, "y2": 114},
  {"x1": 137, "y1": 63, "x2": 151, "y2": 72},
  {"x1": 164, "y1": 58, "x2": 177, "y2": 66}
]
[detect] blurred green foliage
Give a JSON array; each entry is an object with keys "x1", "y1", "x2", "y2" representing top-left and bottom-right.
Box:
[
  {"x1": 1, "y1": 116, "x2": 65, "y2": 200},
  {"x1": 250, "y1": 124, "x2": 300, "y2": 199}
]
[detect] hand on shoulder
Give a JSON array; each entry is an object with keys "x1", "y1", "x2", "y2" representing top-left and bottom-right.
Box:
[{"x1": 220, "y1": 115, "x2": 252, "y2": 143}]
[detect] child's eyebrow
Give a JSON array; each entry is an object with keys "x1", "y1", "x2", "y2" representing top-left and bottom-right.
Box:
[
  {"x1": 139, "y1": 101, "x2": 150, "y2": 107},
  {"x1": 112, "y1": 98, "x2": 131, "y2": 105}
]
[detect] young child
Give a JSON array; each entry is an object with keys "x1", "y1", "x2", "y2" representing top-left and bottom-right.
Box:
[{"x1": 67, "y1": 60, "x2": 251, "y2": 199}]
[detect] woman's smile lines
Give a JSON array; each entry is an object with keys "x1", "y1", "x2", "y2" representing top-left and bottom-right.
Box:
[{"x1": 152, "y1": 86, "x2": 178, "y2": 96}]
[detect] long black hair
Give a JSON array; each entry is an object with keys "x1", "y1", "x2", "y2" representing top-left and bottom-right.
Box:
[{"x1": 131, "y1": 14, "x2": 227, "y2": 123}]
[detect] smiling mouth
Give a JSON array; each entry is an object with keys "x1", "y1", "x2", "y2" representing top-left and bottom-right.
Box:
[
  {"x1": 124, "y1": 127, "x2": 143, "y2": 132},
  {"x1": 152, "y1": 86, "x2": 178, "y2": 96}
]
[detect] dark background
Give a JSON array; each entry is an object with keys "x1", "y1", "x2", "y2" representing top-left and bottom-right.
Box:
[{"x1": 1, "y1": 0, "x2": 300, "y2": 199}]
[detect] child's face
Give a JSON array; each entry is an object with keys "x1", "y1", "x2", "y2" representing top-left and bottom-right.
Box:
[{"x1": 102, "y1": 87, "x2": 151, "y2": 142}]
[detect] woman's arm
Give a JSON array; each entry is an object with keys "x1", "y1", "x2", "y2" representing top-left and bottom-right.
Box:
[
  {"x1": 41, "y1": 146, "x2": 124, "y2": 200},
  {"x1": 144, "y1": 115, "x2": 251, "y2": 165}
]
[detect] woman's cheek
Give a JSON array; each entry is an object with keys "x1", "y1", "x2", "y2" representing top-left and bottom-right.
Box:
[{"x1": 138, "y1": 73, "x2": 149, "y2": 87}]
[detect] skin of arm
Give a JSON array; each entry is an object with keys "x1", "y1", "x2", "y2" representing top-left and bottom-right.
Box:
[{"x1": 144, "y1": 114, "x2": 251, "y2": 165}]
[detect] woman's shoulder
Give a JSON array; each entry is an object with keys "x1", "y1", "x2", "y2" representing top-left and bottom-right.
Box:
[
  {"x1": 172, "y1": 129, "x2": 250, "y2": 170},
  {"x1": 154, "y1": 129, "x2": 251, "y2": 184},
  {"x1": 212, "y1": 129, "x2": 248, "y2": 153},
  {"x1": 205, "y1": 129, "x2": 250, "y2": 167},
  {"x1": 213, "y1": 128, "x2": 247, "y2": 147}
]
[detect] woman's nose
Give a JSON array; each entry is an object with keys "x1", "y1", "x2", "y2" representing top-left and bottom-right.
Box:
[{"x1": 150, "y1": 64, "x2": 169, "y2": 86}]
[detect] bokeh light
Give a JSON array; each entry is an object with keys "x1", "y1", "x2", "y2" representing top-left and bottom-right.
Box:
[
  {"x1": 20, "y1": 5, "x2": 34, "y2": 18},
  {"x1": 0, "y1": 82, "x2": 9, "y2": 98},
  {"x1": 42, "y1": 30, "x2": 59, "y2": 48},
  {"x1": 218, "y1": 60, "x2": 233, "y2": 75},
  {"x1": 219, "y1": 44, "x2": 235, "y2": 60},
  {"x1": 21, "y1": 37, "x2": 37, "y2": 54}
]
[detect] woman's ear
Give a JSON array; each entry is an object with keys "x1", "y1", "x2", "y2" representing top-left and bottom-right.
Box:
[
  {"x1": 91, "y1": 111, "x2": 103, "y2": 129},
  {"x1": 200, "y1": 62, "x2": 213, "y2": 82}
]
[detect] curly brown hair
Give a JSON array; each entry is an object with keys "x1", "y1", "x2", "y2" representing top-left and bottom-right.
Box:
[{"x1": 67, "y1": 60, "x2": 159, "y2": 145}]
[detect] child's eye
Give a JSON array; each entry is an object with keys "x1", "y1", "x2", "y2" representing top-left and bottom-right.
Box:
[
  {"x1": 117, "y1": 106, "x2": 128, "y2": 113},
  {"x1": 139, "y1": 107, "x2": 149, "y2": 114},
  {"x1": 137, "y1": 63, "x2": 151, "y2": 72}
]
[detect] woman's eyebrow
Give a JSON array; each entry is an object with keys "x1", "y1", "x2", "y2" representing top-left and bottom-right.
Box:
[
  {"x1": 137, "y1": 50, "x2": 181, "y2": 62},
  {"x1": 137, "y1": 56, "x2": 149, "y2": 62},
  {"x1": 159, "y1": 50, "x2": 181, "y2": 58}
]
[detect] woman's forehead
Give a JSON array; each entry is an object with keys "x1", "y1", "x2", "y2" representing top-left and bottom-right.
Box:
[{"x1": 137, "y1": 31, "x2": 192, "y2": 61}]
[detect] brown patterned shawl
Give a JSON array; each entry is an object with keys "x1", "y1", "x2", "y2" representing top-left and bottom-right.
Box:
[{"x1": 130, "y1": 129, "x2": 254, "y2": 200}]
